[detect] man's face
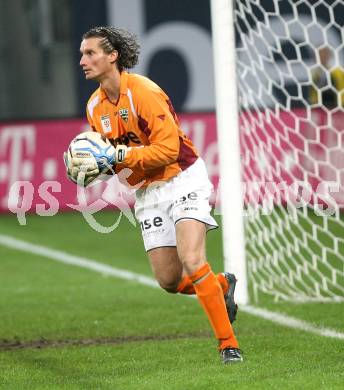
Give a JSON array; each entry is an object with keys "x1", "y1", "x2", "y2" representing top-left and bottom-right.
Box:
[{"x1": 79, "y1": 38, "x2": 116, "y2": 80}]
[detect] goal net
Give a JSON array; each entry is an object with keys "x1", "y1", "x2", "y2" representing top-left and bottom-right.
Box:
[{"x1": 229, "y1": 0, "x2": 344, "y2": 302}]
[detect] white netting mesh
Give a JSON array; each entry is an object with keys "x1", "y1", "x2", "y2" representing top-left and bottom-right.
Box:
[{"x1": 234, "y1": 0, "x2": 344, "y2": 302}]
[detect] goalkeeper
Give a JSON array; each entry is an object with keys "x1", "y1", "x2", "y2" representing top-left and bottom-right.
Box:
[{"x1": 66, "y1": 26, "x2": 242, "y2": 364}]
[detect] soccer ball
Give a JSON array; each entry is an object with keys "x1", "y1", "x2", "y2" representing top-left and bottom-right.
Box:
[{"x1": 67, "y1": 131, "x2": 115, "y2": 173}]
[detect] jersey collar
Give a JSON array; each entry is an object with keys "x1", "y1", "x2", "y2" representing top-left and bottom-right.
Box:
[{"x1": 119, "y1": 71, "x2": 129, "y2": 95}]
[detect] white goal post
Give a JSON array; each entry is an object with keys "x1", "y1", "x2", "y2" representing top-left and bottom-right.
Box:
[
  {"x1": 210, "y1": 0, "x2": 248, "y2": 305},
  {"x1": 211, "y1": 0, "x2": 344, "y2": 304}
]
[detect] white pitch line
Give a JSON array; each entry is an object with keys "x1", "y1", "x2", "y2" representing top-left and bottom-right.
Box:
[
  {"x1": 1, "y1": 233, "x2": 344, "y2": 341},
  {"x1": 0, "y1": 234, "x2": 158, "y2": 289},
  {"x1": 240, "y1": 305, "x2": 344, "y2": 340}
]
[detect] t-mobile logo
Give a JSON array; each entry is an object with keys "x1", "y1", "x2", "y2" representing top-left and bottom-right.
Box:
[{"x1": 0, "y1": 126, "x2": 35, "y2": 209}]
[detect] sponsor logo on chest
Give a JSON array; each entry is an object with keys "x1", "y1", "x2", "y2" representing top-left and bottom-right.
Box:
[
  {"x1": 100, "y1": 114, "x2": 112, "y2": 134},
  {"x1": 119, "y1": 108, "x2": 129, "y2": 123}
]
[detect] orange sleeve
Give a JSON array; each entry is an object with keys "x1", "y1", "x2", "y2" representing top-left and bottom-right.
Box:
[
  {"x1": 86, "y1": 105, "x2": 96, "y2": 132},
  {"x1": 122, "y1": 86, "x2": 180, "y2": 171}
]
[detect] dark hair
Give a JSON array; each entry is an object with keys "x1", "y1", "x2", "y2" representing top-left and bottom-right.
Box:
[{"x1": 82, "y1": 27, "x2": 140, "y2": 72}]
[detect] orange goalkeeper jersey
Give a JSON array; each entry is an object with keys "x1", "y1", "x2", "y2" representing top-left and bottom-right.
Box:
[{"x1": 86, "y1": 71, "x2": 199, "y2": 187}]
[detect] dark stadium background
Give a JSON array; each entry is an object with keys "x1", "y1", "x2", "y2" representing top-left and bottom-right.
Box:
[{"x1": 0, "y1": 0, "x2": 340, "y2": 121}]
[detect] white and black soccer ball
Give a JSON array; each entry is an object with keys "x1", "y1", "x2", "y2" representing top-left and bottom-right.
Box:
[{"x1": 67, "y1": 131, "x2": 115, "y2": 173}]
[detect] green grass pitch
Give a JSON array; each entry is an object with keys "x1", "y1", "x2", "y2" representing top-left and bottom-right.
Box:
[{"x1": 0, "y1": 211, "x2": 343, "y2": 389}]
